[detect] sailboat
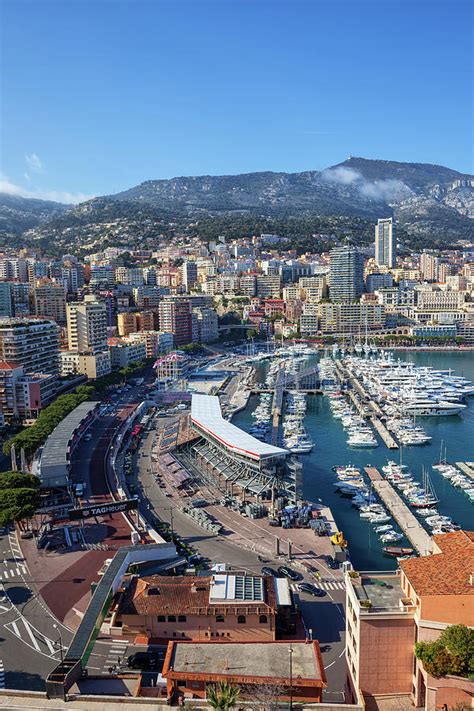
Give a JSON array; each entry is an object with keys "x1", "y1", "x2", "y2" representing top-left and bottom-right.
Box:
[{"x1": 409, "y1": 467, "x2": 439, "y2": 508}]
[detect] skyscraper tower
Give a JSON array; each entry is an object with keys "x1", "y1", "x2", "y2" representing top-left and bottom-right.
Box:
[
  {"x1": 375, "y1": 217, "x2": 396, "y2": 268},
  {"x1": 329, "y1": 246, "x2": 364, "y2": 303}
]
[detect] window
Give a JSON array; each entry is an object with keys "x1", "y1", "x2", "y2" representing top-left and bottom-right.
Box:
[
  {"x1": 157, "y1": 615, "x2": 165, "y2": 622},
  {"x1": 168, "y1": 615, "x2": 176, "y2": 622},
  {"x1": 178, "y1": 615, "x2": 187, "y2": 623},
  {"x1": 216, "y1": 615, "x2": 224, "y2": 623},
  {"x1": 237, "y1": 615, "x2": 246, "y2": 624},
  {"x1": 259, "y1": 615, "x2": 268, "y2": 624}
]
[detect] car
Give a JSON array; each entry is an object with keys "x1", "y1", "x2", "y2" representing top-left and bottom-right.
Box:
[
  {"x1": 74, "y1": 483, "x2": 85, "y2": 497},
  {"x1": 277, "y1": 565, "x2": 302, "y2": 582},
  {"x1": 127, "y1": 651, "x2": 163, "y2": 670},
  {"x1": 83, "y1": 433, "x2": 92, "y2": 442},
  {"x1": 298, "y1": 582, "x2": 326, "y2": 597},
  {"x1": 261, "y1": 566, "x2": 279, "y2": 577},
  {"x1": 325, "y1": 556, "x2": 340, "y2": 570}
]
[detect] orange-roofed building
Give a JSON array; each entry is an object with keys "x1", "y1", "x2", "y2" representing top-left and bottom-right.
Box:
[{"x1": 345, "y1": 531, "x2": 474, "y2": 711}]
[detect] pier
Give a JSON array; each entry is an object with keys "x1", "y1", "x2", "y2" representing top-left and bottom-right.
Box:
[
  {"x1": 270, "y1": 368, "x2": 285, "y2": 445},
  {"x1": 371, "y1": 417, "x2": 399, "y2": 449},
  {"x1": 456, "y1": 461, "x2": 474, "y2": 481},
  {"x1": 364, "y1": 467, "x2": 433, "y2": 555}
]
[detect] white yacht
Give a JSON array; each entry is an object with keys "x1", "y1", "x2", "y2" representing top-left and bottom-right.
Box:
[{"x1": 403, "y1": 399, "x2": 466, "y2": 416}]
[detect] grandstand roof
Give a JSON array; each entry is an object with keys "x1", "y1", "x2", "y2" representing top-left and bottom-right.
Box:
[{"x1": 191, "y1": 394, "x2": 287, "y2": 461}]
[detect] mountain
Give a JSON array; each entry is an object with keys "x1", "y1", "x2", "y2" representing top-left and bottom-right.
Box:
[
  {"x1": 5, "y1": 158, "x2": 473, "y2": 250},
  {"x1": 0, "y1": 193, "x2": 69, "y2": 235},
  {"x1": 110, "y1": 157, "x2": 474, "y2": 241}
]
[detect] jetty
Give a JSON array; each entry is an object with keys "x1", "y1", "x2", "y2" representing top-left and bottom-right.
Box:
[
  {"x1": 371, "y1": 417, "x2": 398, "y2": 449},
  {"x1": 456, "y1": 462, "x2": 474, "y2": 481},
  {"x1": 271, "y1": 368, "x2": 285, "y2": 445},
  {"x1": 364, "y1": 466, "x2": 433, "y2": 556}
]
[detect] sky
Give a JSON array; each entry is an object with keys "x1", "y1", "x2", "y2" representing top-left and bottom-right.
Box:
[{"x1": 0, "y1": 0, "x2": 472, "y2": 203}]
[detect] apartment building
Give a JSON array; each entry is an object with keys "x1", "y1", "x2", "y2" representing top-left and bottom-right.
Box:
[
  {"x1": 318, "y1": 303, "x2": 385, "y2": 334},
  {"x1": 89, "y1": 264, "x2": 114, "y2": 288},
  {"x1": 108, "y1": 338, "x2": 147, "y2": 368},
  {"x1": 329, "y1": 246, "x2": 364, "y2": 303},
  {"x1": 0, "y1": 282, "x2": 13, "y2": 317},
  {"x1": 345, "y1": 531, "x2": 474, "y2": 710},
  {"x1": 375, "y1": 217, "x2": 396, "y2": 268},
  {"x1": 127, "y1": 330, "x2": 171, "y2": 358},
  {"x1": 0, "y1": 317, "x2": 60, "y2": 377},
  {"x1": 0, "y1": 362, "x2": 56, "y2": 421},
  {"x1": 181, "y1": 260, "x2": 198, "y2": 291},
  {"x1": 132, "y1": 286, "x2": 162, "y2": 309},
  {"x1": 33, "y1": 279, "x2": 67, "y2": 324},
  {"x1": 117, "y1": 312, "x2": 138, "y2": 337},
  {"x1": 66, "y1": 296, "x2": 108, "y2": 353},
  {"x1": 59, "y1": 350, "x2": 111, "y2": 379},
  {"x1": 114, "y1": 267, "x2": 144, "y2": 286},
  {"x1": 158, "y1": 299, "x2": 193, "y2": 346},
  {"x1": 416, "y1": 287, "x2": 466, "y2": 311},
  {"x1": 193, "y1": 307, "x2": 218, "y2": 343},
  {"x1": 256, "y1": 275, "x2": 281, "y2": 298}
]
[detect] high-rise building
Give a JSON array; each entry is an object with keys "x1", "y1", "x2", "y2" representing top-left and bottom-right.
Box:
[
  {"x1": 0, "y1": 282, "x2": 13, "y2": 317},
  {"x1": 420, "y1": 251, "x2": 439, "y2": 282},
  {"x1": 181, "y1": 261, "x2": 198, "y2": 292},
  {"x1": 66, "y1": 296, "x2": 108, "y2": 353},
  {"x1": 117, "y1": 311, "x2": 138, "y2": 337},
  {"x1": 329, "y1": 246, "x2": 364, "y2": 303},
  {"x1": 0, "y1": 317, "x2": 60, "y2": 377},
  {"x1": 375, "y1": 217, "x2": 396, "y2": 268},
  {"x1": 33, "y1": 279, "x2": 67, "y2": 324},
  {"x1": 158, "y1": 299, "x2": 193, "y2": 346}
]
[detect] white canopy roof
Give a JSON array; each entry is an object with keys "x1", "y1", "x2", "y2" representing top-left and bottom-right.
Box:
[{"x1": 191, "y1": 394, "x2": 287, "y2": 461}]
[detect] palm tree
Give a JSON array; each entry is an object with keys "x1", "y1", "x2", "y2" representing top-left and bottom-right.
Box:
[{"x1": 206, "y1": 681, "x2": 240, "y2": 710}]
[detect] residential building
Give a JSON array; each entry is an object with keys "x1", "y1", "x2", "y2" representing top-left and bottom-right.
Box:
[
  {"x1": 114, "y1": 267, "x2": 144, "y2": 286},
  {"x1": 136, "y1": 310, "x2": 156, "y2": 331},
  {"x1": 285, "y1": 298, "x2": 303, "y2": 322},
  {"x1": 256, "y1": 274, "x2": 281, "y2": 298},
  {"x1": 33, "y1": 279, "x2": 67, "y2": 324},
  {"x1": 127, "y1": 330, "x2": 164, "y2": 358},
  {"x1": 66, "y1": 296, "x2": 108, "y2": 353},
  {"x1": 0, "y1": 317, "x2": 60, "y2": 377},
  {"x1": 0, "y1": 362, "x2": 56, "y2": 421},
  {"x1": 0, "y1": 282, "x2": 13, "y2": 317},
  {"x1": 282, "y1": 285, "x2": 302, "y2": 301},
  {"x1": 329, "y1": 246, "x2": 364, "y2": 302},
  {"x1": 59, "y1": 350, "x2": 111, "y2": 379},
  {"x1": 366, "y1": 272, "x2": 394, "y2": 293},
  {"x1": 108, "y1": 338, "x2": 147, "y2": 368},
  {"x1": 318, "y1": 303, "x2": 385, "y2": 334},
  {"x1": 158, "y1": 299, "x2": 193, "y2": 346},
  {"x1": 239, "y1": 274, "x2": 257, "y2": 296},
  {"x1": 193, "y1": 307, "x2": 218, "y2": 343},
  {"x1": 132, "y1": 286, "x2": 162, "y2": 308},
  {"x1": 181, "y1": 260, "x2": 198, "y2": 291},
  {"x1": 375, "y1": 217, "x2": 396, "y2": 268},
  {"x1": 0, "y1": 257, "x2": 28, "y2": 282},
  {"x1": 416, "y1": 286, "x2": 466, "y2": 311},
  {"x1": 299, "y1": 303, "x2": 319, "y2": 337},
  {"x1": 420, "y1": 251, "x2": 440, "y2": 282},
  {"x1": 10, "y1": 283, "x2": 31, "y2": 316},
  {"x1": 89, "y1": 264, "x2": 114, "y2": 288},
  {"x1": 345, "y1": 531, "x2": 474, "y2": 710},
  {"x1": 117, "y1": 312, "x2": 138, "y2": 337}
]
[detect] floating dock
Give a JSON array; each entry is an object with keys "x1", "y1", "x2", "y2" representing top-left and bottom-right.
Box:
[
  {"x1": 456, "y1": 462, "x2": 474, "y2": 481},
  {"x1": 364, "y1": 467, "x2": 433, "y2": 556}
]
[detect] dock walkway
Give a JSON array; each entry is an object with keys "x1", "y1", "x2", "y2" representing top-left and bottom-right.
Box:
[
  {"x1": 371, "y1": 417, "x2": 398, "y2": 449},
  {"x1": 456, "y1": 462, "x2": 474, "y2": 481},
  {"x1": 364, "y1": 467, "x2": 432, "y2": 555}
]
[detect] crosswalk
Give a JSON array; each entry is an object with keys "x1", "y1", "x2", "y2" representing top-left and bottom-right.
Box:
[
  {"x1": 102, "y1": 639, "x2": 129, "y2": 674},
  {"x1": 0, "y1": 660, "x2": 4, "y2": 689},
  {"x1": 5, "y1": 616, "x2": 63, "y2": 659},
  {"x1": 0, "y1": 587, "x2": 12, "y2": 615},
  {"x1": 291, "y1": 580, "x2": 346, "y2": 592},
  {"x1": 0, "y1": 566, "x2": 27, "y2": 580}
]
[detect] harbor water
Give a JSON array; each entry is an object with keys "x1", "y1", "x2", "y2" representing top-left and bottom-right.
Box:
[{"x1": 233, "y1": 350, "x2": 474, "y2": 571}]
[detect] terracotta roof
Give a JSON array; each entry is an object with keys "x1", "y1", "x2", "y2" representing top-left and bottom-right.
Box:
[
  {"x1": 401, "y1": 530, "x2": 474, "y2": 596},
  {"x1": 0, "y1": 361, "x2": 21, "y2": 370},
  {"x1": 117, "y1": 575, "x2": 277, "y2": 616}
]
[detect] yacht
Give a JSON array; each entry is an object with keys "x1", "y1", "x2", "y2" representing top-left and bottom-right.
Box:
[{"x1": 403, "y1": 400, "x2": 466, "y2": 417}]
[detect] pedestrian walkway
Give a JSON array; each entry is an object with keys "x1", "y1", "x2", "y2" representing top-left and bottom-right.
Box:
[
  {"x1": 102, "y1": 639, "x2": 129, "y2": 674},
  {"x1": 290, "y1": 580, "x2": 346, "y2": 592},
  {"x1": 0, "y1": 565, "x2": 27, "y2": 579}
]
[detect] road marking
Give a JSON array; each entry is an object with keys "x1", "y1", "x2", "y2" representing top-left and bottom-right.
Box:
[
  {"x1": 0, "y1": 659, "x2": 4, "y2": 689},
  {"x1": 11, "y1": 621, "x2": 19, "y2": 637},
  {"x1": 22, "y1": 619, "x2": 41, "y2": 652}
]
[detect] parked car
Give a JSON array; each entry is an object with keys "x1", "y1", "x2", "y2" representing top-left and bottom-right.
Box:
[
  {"x1": 261, "y1": 566, "x2": 279, "y2": 577},
  {"x1": 127, "y1": 651, "x2": 163, "y2": 669},
  {"x1": 74, "y1": 483, "x2": 85, "y2": 497},
  {"x1": 298, "y1": 582, "x2": 326, "y2": 597},
  {"x1": 277, "y1": 565, "x2": 302, "y2": 582}
]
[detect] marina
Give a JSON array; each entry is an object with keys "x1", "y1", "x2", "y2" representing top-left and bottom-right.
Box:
[{"x1": 233, "y1": 349, "x2": 474, "y2": 570}]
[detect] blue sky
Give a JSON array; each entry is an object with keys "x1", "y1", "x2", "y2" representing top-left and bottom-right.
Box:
[{"x1": 1, "y1": 0, "x2": 472, "y2": 203}]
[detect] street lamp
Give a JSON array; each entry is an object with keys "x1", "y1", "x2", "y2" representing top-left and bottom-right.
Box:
[
  {"x1": 53, "y1": 624, "x2": 64, "y2": 664},
  {"x1": 289, "y1": 644, "x2": 293, "y2": 711}
]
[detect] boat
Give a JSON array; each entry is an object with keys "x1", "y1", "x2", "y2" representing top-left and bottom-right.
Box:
[{"x1": 383, "y1": 546, "x2": 414, "y2": 557}]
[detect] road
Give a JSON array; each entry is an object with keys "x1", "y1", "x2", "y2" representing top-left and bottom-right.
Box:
[{"x1": 0, "y1": 380, "x2": 150, "y2": 691}]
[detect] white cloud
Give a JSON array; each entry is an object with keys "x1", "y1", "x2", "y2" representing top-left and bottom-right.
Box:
[
  {"x1": 321, "y1": 166, "x2": 362, "y2": 185},
  {"x1": 0, "y1": 173, "x2": 94, "y2": 205},
  {"x1": 25, "y1": 152, "x2": 44, "y2": 174},
  {"x1": 321, "y1": 166, "x2": 412, "y2": 202}
]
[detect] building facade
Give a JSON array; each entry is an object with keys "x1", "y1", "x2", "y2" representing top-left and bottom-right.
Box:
[{"x1": 329, "y1": 246, "x2": 364, "y2": 303}]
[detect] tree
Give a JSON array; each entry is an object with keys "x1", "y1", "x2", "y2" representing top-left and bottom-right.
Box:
[
  {"x1": 206, "y1": 681, "x2": 240, "y2": 711},
  {"x1": 0, "y1": 474, "x2": 41, "y2": 529},
  {"x1": 415, "y1": 625, "x2": 474, "y2": 678}
]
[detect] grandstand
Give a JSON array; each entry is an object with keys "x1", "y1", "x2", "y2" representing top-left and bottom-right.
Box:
[{"x1": 176, "y1": 394, "x2": 300, "y2": 502}]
